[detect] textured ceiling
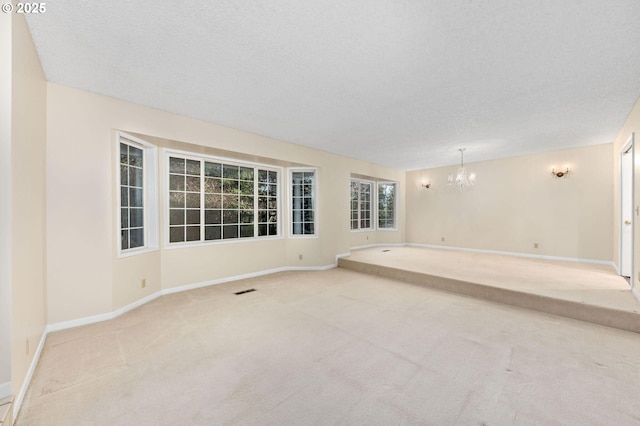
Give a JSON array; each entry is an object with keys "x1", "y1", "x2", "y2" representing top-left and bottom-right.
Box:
[{"x1": 26, "y1": 1, "x2": 640, "y2": 170}]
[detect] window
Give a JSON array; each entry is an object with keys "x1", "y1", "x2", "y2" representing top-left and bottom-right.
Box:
[
  {"x1": 378, "y1": 182, "x2": 397, "y2": 229},
  {"x1": 167, "y1": 152, "x2": 279, "y2": 244},
  {"x1": 257, "y1": 169, "x2": 279, "y2": 237},
  {"x1": 291, "y1": 170, "x2": 316, "y2": 236},
  {"x1": 350, "y1": 179, "x2": 372, "y2": 230},
  {"x1": 118, "y1": 133, "x2": 158, "y2": 256}
]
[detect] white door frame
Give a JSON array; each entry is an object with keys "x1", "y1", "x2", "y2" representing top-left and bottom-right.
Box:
[{"x1": 619, "y1": 133, "x2": 634, "y2": 284}]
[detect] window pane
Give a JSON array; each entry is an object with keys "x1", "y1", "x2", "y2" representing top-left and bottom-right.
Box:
[
  {"x1": 205, "y1": 225, "x2": 221, "y2": 240},
  {"x1": 121, "y1": 230, "x2": 129, "y2": 250},
  {"x1": 121, "y1": 208, "x2": 129, "y2": 228},
  {"x1": 170, "y1": 192, "x2": 185, "y2": 208},
  {"x1": 239, "y1": 181, "x2": 253, "y2": 194},
  {"x1": 223, "y1": 210, "x2": 238, "y2": 224},
  {"x1": 170, "y1": 209, "x2": 184, "y2": 225},
  {"x1": 186, "y1": 193, "x2": 200, "y2": 208},
  {"x1": 130, "y1": 188, "x2": 143, "y2": 207},
  {"x1": 131, "y1": 165, "x2": 142, "y2": 186},
  {"x1": 205, "y1": 193, "x2": 222, "y2": 209},
  {"x1": 186, "y1": 226, "x2": 200, "y2": 241},
  {"x1": 186, "y1": 160, "x2": 201, "y2": 176},
  {"x1": 170, "y1": 227, "x2": 184, "y2": 243},
  {"x1": 258, "y1": 224, "x2": 267, "y2": 236},
  {"x1": 120, "y1": 187, "x2": 128, "y2": 207},
  {"x1": 223, "y1": 179, "x2": 238, "y2": 194},
  {"x1": 239, "y1": 167, "x2": 254, "y2": 181},
  {"x1": 240, "y1": 210, "x2": 253, "y2": 224},
  {"x1": 204, "y1": 162, "x2": 222, "y2": 177},
  {"x1": 120, "y1": 143, "x2": 129, "y2": 165},
  {"x1": 204, "y1": 178, "x2": 218, "y2": 193},
  {"x1": 186, "y1": 209, "x2": 200, "y2": 225},
  {"x1": 130, "y1": 208, "x2": 144, "y2": 227},
  {"x1": 186, "y1": 176, "x2": 200, "y2": 192},
  {"x1": 170, "y1": 174, "x2": 184, "y2": 191},
  {"x1": 120, "y1": 165, "x2": 128, "y2": 186},
  {"x1": 129, "y1": 147, "x2": 143, "y2": 167},
  {"x1": 223, "y1": 165, "x2": 239, "y2": 179},
  {"x1": 268, "y1": 223, "x2": 277, "y2": 235},
  {"x1": 304, "y1": 223, "x2": 314, "y2": 234},
  {"x1": 130, "y1": 228, "x2": 144, "y2": 248},
  {"x1": 223, "y1": 194, "x2": 239, "y2": 209},
  {"x1": 240, "y1": 224, "x2": 254, "y2": 238},
  {"x1": 223, "y1": 225, "x2": 238, "y2": 239},
  {"x1": 205, "y1": 209, "x2": 221, "y2": 224},
  {"x1": 170, "y1": 157, "x2": 185, "y2": 174}
]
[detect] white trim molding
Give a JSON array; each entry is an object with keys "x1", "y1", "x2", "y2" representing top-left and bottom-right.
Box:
[{"x1": 13, "y1": 330, "x2": 46, "y2": 421}]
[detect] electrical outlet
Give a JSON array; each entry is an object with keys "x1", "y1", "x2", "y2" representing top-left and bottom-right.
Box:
[
  {"x1": 141, "y1": 279, "x2": 146, "y2": 289},
  {"x1": 26, "y1": 339, "x2": 29, "y2": 355},
  {"x1": 534, "y1": 243, "x2": 539, "y2": 249},
  {"x1": 298, "y1": 254, "x2": 303, "y2": 260}
]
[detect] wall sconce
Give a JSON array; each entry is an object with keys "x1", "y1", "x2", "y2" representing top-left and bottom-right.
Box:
[
  {"x1": 551, "y1": 166, "x2": 570, "y2": 178},
  {"x1": 421, "y1": 181, "x2": 431, "y2": 189}
]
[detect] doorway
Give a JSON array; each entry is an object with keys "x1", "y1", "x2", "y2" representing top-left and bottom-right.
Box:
[{"x1": 620, "y1": 134, "x2": 634, "y2": 281}]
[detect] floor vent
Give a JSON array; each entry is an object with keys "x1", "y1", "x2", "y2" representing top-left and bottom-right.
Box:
[
  {"x1": 382, "y1": 249, "x2": 391, "y2": 252},
  {"x1": 234, "y1": 288, "x2": 257, "y2": 295}
]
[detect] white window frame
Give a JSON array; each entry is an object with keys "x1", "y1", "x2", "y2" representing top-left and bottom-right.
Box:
[
  {"x1": 377, "y1": 181, "x2": 398, "y2": 231},
  {"x1": 288, "y1": 168, "x2": 318, "y2": 238},
  {"x1": 116, "y1": 132, "x2": 159, "y2": 258},
  {"x1": 350, "y1": 178, "x2": 374, "y2": 231},
  {"x1": 163, "y1": 148, "x2": 283, "y2": 248}
]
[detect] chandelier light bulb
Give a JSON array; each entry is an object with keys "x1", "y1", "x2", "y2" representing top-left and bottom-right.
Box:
[{"x1": 448, "y1": 148, "x2": 476, "y2": 190}]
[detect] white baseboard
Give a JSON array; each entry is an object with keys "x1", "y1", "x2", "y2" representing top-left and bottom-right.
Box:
[
  {"x1": 405, "y1": 243, "x2": 616, "y2": 268},
  {"x1": 13, "y1": 330, "x2": 46, "y2": 421},
  {"x1": 350, "y1": 243, "x2": 405, "y2": 251},
  {"x1": 0, "y1": 381, "x2": 10, "y2": 399},
  {"x1": 48, "y1": 263, "x2": 338, "y2": 332},
  {"x1": 46, "y1": 291, "x2": 162, "y2": 333}
]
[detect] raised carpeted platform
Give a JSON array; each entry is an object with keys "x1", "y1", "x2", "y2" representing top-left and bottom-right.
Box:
[{"x1": 338, "y1": 246, "x2": 640, "y2": 334}]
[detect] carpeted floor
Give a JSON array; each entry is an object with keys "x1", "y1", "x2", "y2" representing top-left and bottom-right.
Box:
[{"x1": 16, "y1": 268, "x2": 640, "y2": 425}]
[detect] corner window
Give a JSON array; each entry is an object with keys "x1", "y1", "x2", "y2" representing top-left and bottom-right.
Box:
[
  {"x1": 166, "y1": 152, "x2": 280, "y2": 245},
  {"x1": 117, "y1": 133, "x2": 158, "y2": 256},
  {"x1": 378, "y1": 182, "x2": 397, "y2": 229},
  {"x1": 350, "y1": 179, "x2": 372, "y2": 230},
  {"x1": 291, "y1": 169, "x2": 316, "y2": 236}
]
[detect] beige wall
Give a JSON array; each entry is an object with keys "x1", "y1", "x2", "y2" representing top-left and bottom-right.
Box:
[
  {"x1": 612, "y1": 95, "x2": 640, "y2": 290},
  {"x1": 10, "y1": 12, "x2": 48, "y2": 400},
  {"x1": 46, "y1": 83, "x2": 405, "y2": 323},
  {"x1": 406, "y1": 144, "x2": 613, "y2": 262},
  {"x1": 0, "y1": 7, "x2": 12, "y2": 394}
]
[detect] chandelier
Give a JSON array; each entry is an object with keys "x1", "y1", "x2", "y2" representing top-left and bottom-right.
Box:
[{"x1": 448, "y1": 148, "x2": 476, "y2": 190}]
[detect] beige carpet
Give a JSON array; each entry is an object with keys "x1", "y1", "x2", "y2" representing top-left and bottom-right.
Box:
[
  {"x1": 339, "y1": 246, "x2": 640, "y2": 333},
  {"x1": 17, "y1": 268, "x2": 640, "y2": 425}
]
